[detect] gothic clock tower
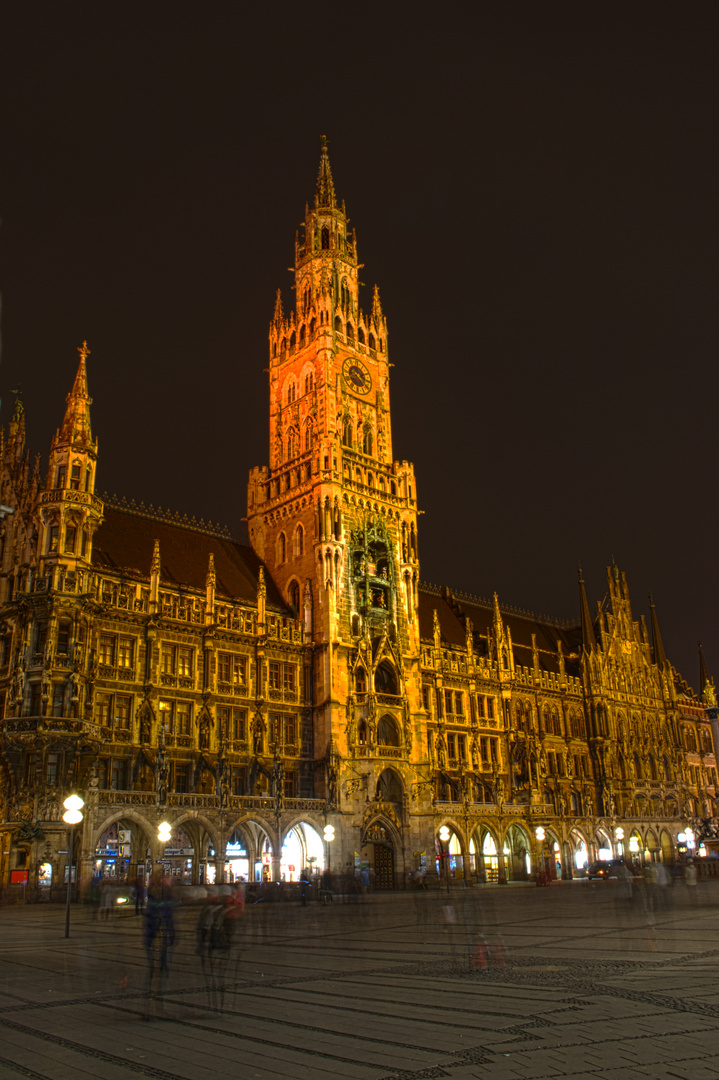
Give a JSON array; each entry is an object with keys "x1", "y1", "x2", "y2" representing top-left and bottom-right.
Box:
[{"x1": 248, "y1": 139, "x2": 421, "y2": 780}]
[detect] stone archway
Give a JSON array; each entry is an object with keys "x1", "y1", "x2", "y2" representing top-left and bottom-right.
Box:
[
  {"x1": 503, "y1": 822, "x2": 531, "y2": 881},
  {"x1": 472, "y1": 824, "x2": 503, "y2": 883},
  {"x1": 660, "y1": 828, "x2": 674, "y2": 864},
  {"x1": 362, "y1": 815, "x2": 401, "y2": 889}
]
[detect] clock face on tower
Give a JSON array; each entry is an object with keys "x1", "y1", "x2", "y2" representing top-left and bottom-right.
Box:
[{"x1": 342, "y1": 357, "x2": 372, "y2": 395}]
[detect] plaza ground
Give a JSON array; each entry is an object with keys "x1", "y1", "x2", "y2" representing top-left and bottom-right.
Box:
[{"x1": 1, "y1": 878, "x2": 719, "y2": 1079}]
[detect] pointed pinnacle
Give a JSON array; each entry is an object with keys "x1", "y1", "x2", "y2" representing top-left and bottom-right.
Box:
[{"x1": 315, "y1": 135, "x2": 336, "y2": 210}]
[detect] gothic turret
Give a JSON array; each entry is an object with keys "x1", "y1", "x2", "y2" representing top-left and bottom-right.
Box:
[{"x1": 38, "y1": 342, "x2": 103, "y2": 575}]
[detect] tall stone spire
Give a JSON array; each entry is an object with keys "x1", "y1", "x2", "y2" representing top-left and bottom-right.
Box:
[
  {"x1": 578, "y1": 567, "x2": 596, "y2": 651},
  {"x1": 58, "y1": 341, "x2": 95, "y2": 450},
  {"x1": 649, "y1": 594, "x2": 667, "y2": 670},
  {"x1": 315, "y1": 135, "x2": 336, "y2": 209}
]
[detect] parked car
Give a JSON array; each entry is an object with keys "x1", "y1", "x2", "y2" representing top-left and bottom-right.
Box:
[{"x1": 586, "y1": 859, "x2": 627, "y2": 880}]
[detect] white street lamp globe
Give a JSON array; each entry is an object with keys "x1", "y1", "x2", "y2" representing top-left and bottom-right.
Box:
[
  {"x1": 63, "y1": 809, "x2": 83, "y2": 825},
  {"x1": 535, "y1": 826, "x2": 546, "y2": 841},
  {"x1": 64, "y1": 794, "x2": 84, "y2": 812},
  {"x1": 439, "y1": 825, "x2": 450, "y2": 842}
]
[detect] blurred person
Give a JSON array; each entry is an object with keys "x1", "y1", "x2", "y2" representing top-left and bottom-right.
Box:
[
  {"x1": 143, "y1": 884, "x2": 176, "y2": 1013},
  {"x1": 134, "y1": 873, "x2": 145, "y2": 916},
  {"x1": 685, "y1": 859, "x2": 698, "y2": 904}
]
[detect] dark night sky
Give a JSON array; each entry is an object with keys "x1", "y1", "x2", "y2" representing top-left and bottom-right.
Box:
[{"x1": 1, "y1": 5, "x2": 717, "y2": 686}]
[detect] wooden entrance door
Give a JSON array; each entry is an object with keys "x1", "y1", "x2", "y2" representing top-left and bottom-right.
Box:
[{"x1": 374, "y1": 844, "x2": 394, "y2": 889}]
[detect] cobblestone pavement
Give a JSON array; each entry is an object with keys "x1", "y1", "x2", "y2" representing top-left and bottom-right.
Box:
[{"x1": 1, "y1": 879, "x2": 719, "y2": 1079}]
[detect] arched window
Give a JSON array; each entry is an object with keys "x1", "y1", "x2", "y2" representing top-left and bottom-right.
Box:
[
  {"x1": 342, "y1": 418, "x2": 353, "y2": 448},
  {"x1": 299, "y1": 325, "x2": 306, "y2": 347},
  {"x1": 346, "y1": 322, "x2": 355, "y2": 341},
  {"x1": 377, "y1": 715, "x2": 400, "y2": 746},
  {"x1": 287, "y1": 380, "x2": 296, "y2": 405},
  {"x1": 358, "y1": 326, "x2": 365, "y2": 344},
  {"x1": 376, "y1": 768, "x2": 403, "y2": 802},
  {"x1": 304, "y1": 421, "x2": 313, "y2": 453},
  {"x1": 277, "y1": 532, "x2": 286, "y2": 564},
  {"x1": 287, "y1": 429, "x2": 298, "y2": 459},
  {"x1": 334, "y1": 315, "x2": 343, "y2": 332},
  {"x1": 289, "y1": 331, "x2": 296, "y2": 351},
  {"x1": 309, "y1": 317, "x2": 316, "y2": 336},
  {"x1": 287, "y1": 579, "x2": 300, "y2": 613},
  {"x1": 321, "y1": 226, "x2": 330, "y2": 249},
  {"x1": 633, "y1": 752, "x2": 642, "y2": 780},
  {"x1": 363, "y1": 428, "x2": 373, "y2": 455},
  {"x1": 358, "y1": 720, "x2": 367, "y2": 745},
  {"x1": 368, "y1": 333, "x2": 376, "y2": 350},
  {"x1": 375, "y1": 661, "x2": 399, "y2": 695},
  {"x1": 304, "y1": 372, "x2": 314, "y2": 394},
  {"x1": 367, "y1": 472, "x2": 374, "y2": 489},
  {"x1": 294, "y1": 523, "x2": 304, "y2": 557}
]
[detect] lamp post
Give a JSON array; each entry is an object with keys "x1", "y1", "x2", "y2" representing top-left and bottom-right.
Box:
[
  {"x1": 439, "y1": 825, "x2": 451, "y2": 893},
  {"x1": 62, "y1": 795, "x2": 84, "y2": 939},
  {"x1": 158, "y1": 821, "x2": 171, "y2": 888},
  {"x1": 323, "y1": 824, "x2": 335, "y2": 873}
]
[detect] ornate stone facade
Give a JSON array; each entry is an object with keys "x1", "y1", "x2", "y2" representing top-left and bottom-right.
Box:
[{"x1": 1, "y1": 143, "x2": 717, "y2": 899}]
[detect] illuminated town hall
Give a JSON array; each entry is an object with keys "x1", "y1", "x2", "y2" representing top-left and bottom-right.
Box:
[{"x1": 1, "y1": 143, "x2": 717, "y2": 897}]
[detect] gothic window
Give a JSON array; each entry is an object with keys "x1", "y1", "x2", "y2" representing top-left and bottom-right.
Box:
[
  {"x1": 355, "y1": 667, "x2": 367, "y2": 693},
  {"x1": 56, "y1": 464, "x2": 66, "y2": 488},
  {"x1": 358, "y1": 720, "x2": 367, "y2": 745},
  {"x1": 334, "y1": 315, "x2": 343, "y2": 332},
  {"x1": 633, "y1": 752, "x2": 642, "y2": 779},
  {"x1": 363, "y1": 428, "x2": 373, "y2": 455},
  {"x1": 367, "y1": 472, "x2": 374, "y2": 489},
  {"x1": 84, "y1": 467, "x2": 92, "y2": 492},
  {"x1": 342, "y1": 418, "x2": 353, "y2": 448},
  {"x1": 368, "y1": 333, "x2": 376, "y2": 350},
  {"x1": 552, "y1": 706, "x2": 560, "y2": 735},
  {"x1": 288, "y1": 579, "x2": 300, "y2": 613},
  {"x1": 48, "y1": 525, "x2": 59, "y2": 553},
  {"x1": 321, "y1": 226, "x2": 330, "y2": 249},
  {"x1": 376, "y1": 768, "x2": 402, "y2": 803},
  {"x1": 346, "y1": 322, "x2": 355, "y2": 341},
  {"x1": 299, "y1": 325, "x2": 306, "y2": 347},
  {"x1": 358, "y1": 326, "x2": 365, "y2": 344},
  {"x1": 64, "y1": 525, "x2": 76, "y2": 553},
  {"x1": 304, "y1": 421, "x2": 313, "y2": 452},
  {"x1": 289, "y1": 331, "x2": 296, "y2": 351},
  {"x1": 377, "y1": 715, "x2": 400, "y2": 746},
  {"x1": 355, "y1": 466, "x2": 362, "y2": 483},
  {"x1": 277, "y1": 532, "x2": 287, "y2": 564},
  {"x1": 294, "y1": 523, "x2": 304, "y2": 557},
  {"x1": 341, "y1": 280, "x2": 349, "y2": 311},
  {"x1": 304, "y1": 372, "x2": 314, "y2": 394},
  {"x1": 70, "y1": 462, "x2": 81, "y2": 490},
  {"x1": 287, "y1": 380, "x2": 296, "y2": 405},
  {"x1": 378, "y1": 338, "x2": 384, "y2": 352},
  {"x1": 287, "y1": 429, "x2": 298, "y2": 459},
  {"x1": 310, "y1": 317, "x2": 316, "y2": 336},
  {"x1": 375, "y1": 661, "x2": 399, "y2": 695}
]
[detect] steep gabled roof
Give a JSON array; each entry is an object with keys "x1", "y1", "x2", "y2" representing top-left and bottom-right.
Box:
[{"x1": 92, "y1": 505, "x2": 287, "y2": 610}]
